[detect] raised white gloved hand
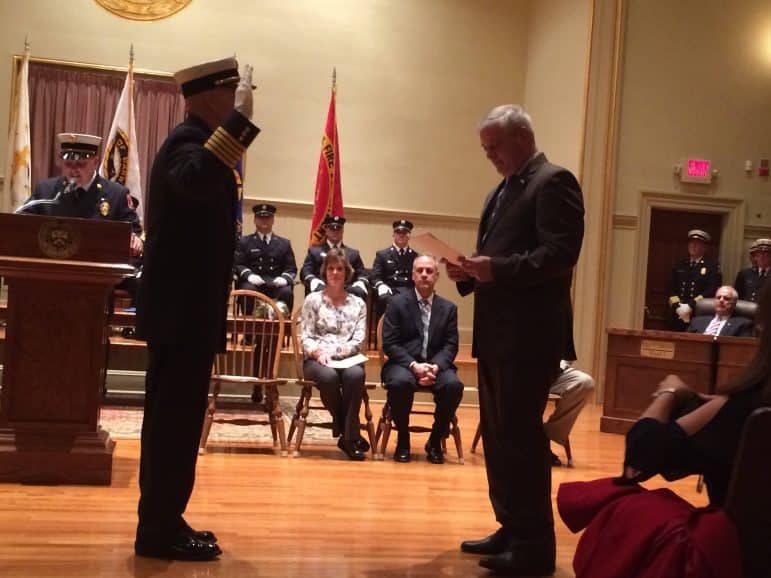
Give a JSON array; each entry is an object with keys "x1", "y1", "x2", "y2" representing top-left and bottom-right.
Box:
[
  {"x1": 234, "y1": 64, "x2": 254, "y2": 120},
  {"x1": 247, "y1": 273, "x2": 265, "y2": 286},
  {"x1": 675, "y1": 303, "x2": 692, "y2": 322},
  {"x1": 310, "y1": 278, "x2": 325, "y2": 292},
  {"x1": 352, "y1": 280, "x2": 367, "y2": 293},
  {"x1": 273, "y1": 277, "x2": 288, "y2": 287},
  {"x1": 377, "y1": 284, "x2": 392, "y2": 297}
]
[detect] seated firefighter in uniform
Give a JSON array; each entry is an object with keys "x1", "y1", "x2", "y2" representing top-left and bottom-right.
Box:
[
  {"x1": 233, "y1": 202, "x2": 297, "y2": 312},
  {"x1": 370, "y1": 219, "x2": 417, "y2": 317},
  {"x1": 300, "y1": 215, "x2": 369, "y2": 301},
  {"x1": 381, "y1": 254, "x2": 464, "y2": 464},
  {"x1": 22, "y1": 132, "x2": 143, "y2": 303},
  {"x1": 734, "y1": 238, "x2": 771, "y2": 303},
  {"x1": 686, "y1": 285, "x2": 755, "y2": 337},
  {"x1": 668, "y1": 229, "x2": 722, "y2": 332}
]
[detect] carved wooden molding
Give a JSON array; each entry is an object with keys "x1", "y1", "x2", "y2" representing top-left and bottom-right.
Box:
[{"x1": 94, "y1": 0, "x2": 192, "y2": 21}]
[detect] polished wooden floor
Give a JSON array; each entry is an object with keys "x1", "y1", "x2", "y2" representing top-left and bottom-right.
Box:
[{"x1": 0, "y1": 403, "x2": 709, "y2": 578}]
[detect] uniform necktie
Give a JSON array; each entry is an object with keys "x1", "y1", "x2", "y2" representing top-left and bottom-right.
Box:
[
  {"x1": 399, "y1": 249, "x2": 405, "y2": 257},
  {"x1": 704, "y1": 316, "x2": 722, "y2": 336},
  {"x1": 419, "y1": 298, "x2": 431, "y2": 359},
  {"x1": 260, "y1": 235, "x2": 268, "y2": 247}
]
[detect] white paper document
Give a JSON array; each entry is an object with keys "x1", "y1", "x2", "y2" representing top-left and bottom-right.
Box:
[{"x1": 326, "y1": 353, "x2": 369, "y2": 369}]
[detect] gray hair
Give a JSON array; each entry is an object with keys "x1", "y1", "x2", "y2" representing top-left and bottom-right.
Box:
[
  {"x1": 412, "y1": 254, "x2": 440, "y2": 271},
  {"x1": 478, "y1": 104, "x2": 534, "y2": 134},
  {"x1": 716, "y1": 285, "x2": 739, "y2": 304}
]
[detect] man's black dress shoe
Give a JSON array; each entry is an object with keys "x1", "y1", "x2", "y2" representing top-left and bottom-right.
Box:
[
  {"x1": 186, "y1": 528, "x2": 217, "y2": 543},
  {"x1": 393, "y1": 446, "x2": 411, "y2": 462},
  {"x1": 354, "y1": 436, "x2": 370, "y2": 453},
  {"x1": 135, "y1": 535, "x2": 222, "y2": 561},
  {"x1": 478, "y1": 549, "x2": 555, "y2": 576},
  {"x1": 460, "y1": 528, "x2": 512, "y2": 555},
  {"x1": 337, "y1": 437, "x2": 365, "y2": 461},
  {"x1": 550, "y1": 450, "x2": 562, "y2": 467},
  {"x1": 425, "y1": 442, "x2": 444, "y2": 464}
]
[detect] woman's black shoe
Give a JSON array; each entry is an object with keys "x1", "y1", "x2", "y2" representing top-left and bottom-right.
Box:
[{"x1": 337, "y1": 437, "x2": 366, "y2": 460}]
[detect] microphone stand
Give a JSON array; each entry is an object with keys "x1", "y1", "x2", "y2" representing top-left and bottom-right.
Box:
[{"x1": 14, "y1": 181, "x2": 76, "y2": 215}]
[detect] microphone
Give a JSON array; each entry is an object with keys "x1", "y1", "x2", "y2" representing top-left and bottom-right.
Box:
[
  {"x1": 13, "y1": 179, "x2": 78, "y2": 214},
  {"x1": 60, "y1": 179, "x2": 78, "y2": 200}
]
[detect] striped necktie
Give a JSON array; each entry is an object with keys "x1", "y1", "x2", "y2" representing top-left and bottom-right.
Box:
[
  {"x1": 419, "y1": 299, "x2": 431, "y2": 358},
  {"x1": 704, "y1": 316, "x2": 722, "y2": 336}
]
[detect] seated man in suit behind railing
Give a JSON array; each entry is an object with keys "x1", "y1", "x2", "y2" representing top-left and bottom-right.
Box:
[
  {"x1": 381, "y1": 254, "x2": 464, "y2": 464},
  {"x1": 687, "y1": 285, "x2": 754, "y2": 337}
]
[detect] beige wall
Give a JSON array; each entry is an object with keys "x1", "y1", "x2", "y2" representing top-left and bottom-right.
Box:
[{"x1": 0, "y1": 0, "x2": 593, "y2": 347}]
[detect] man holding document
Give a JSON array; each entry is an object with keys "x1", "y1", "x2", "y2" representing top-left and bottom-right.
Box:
[
  {"x1": 447, "y1": 104, "x2": 584, "y2": 576},
  {"x1": 301, "y1": 248, "x2": 370, "y2": 461}
]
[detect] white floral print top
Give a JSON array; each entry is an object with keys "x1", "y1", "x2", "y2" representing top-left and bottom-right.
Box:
[{"x1": 301, "y1": 291, "x2": 367, "y2": 359}]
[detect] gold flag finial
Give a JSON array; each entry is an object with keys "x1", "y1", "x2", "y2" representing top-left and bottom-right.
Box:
[{"x1": 24, "y1": 35, "x2": 30, "y2": 54}]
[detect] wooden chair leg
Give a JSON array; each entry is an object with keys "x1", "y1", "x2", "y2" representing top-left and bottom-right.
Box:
[
  {"x1": 379, "y1": 402, "x2": 393, "y2": 460},
  {"x1": 374, "y1": 409, "x2": 387, "y2": 459},
  {"x1": 471, "y1": 420, "x2": 482, "y2": 453},
  {"x1": 362, "y1": 389, "x2": 376, "y2": 458},
  {"x1": 293, "y1": 387, "x2": 312, "y2": 457},
  {"x1": 199, "y1": 380, "x2": 220, "y2": 455},
  {"x1": 563, "y1": 437, "x2": 573, "y2": 468},
  {"x1": 287, "y1": 386, "x2": 307, "y2": 443},
  {"x1": 267, "y1": 385, "x2": 288, "y2": 457},
  {"x1": 450, "y1": 413, "x2": 464, "y2": 464},
  {"x1": 265, "y1": 385, "x2": 279, "y2": 448}
]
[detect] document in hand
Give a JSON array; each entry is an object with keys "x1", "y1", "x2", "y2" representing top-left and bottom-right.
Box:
[
  {"x1": 327, "y1": 353, "x2": 369, "y2": 369},
  {"x1": 410, "y1": 233, "x2": 464, "y2": 266}
]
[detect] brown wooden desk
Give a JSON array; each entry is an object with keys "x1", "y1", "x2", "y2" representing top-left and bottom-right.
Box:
[{"x1": 603, "y1": 328, "x2": 758, "y2": 434}]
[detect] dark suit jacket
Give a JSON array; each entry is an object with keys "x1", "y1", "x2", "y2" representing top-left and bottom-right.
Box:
[
  {"x1": 136, "y1": 112, "x2": 259, "y2": 351},
  {"x1": 687, "y1": 315, "x2": 755, "y2": 337},
  {"x1": 457, "y1": 152, "x2": 584, "y2": 361},
  {"x1": 300, "y1": 243, "x2": 368, "y2": 294},
  {"x1": 28, "y1": 174, "x2": 141, "y2": 234},
  {"x1": 381, "y1": 290, "x2": 458, "y2": 377}
]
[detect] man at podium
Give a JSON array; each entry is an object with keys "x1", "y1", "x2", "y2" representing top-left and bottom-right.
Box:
[{"x1": 23, "y1": 132, "x2": 143, "y2": 256}]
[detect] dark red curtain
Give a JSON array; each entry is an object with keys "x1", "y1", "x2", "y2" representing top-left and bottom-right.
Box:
[{"x1": 27, "y1": 61, "x2": 185, "y2": 207}]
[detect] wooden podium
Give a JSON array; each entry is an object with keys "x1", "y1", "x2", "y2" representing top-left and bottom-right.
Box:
[{"x1": 0, "y1": 214, "x2": 134, "y2": 484}]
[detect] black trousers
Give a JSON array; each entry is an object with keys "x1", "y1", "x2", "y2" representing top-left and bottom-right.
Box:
[
  {"x1": 303, "y1": 359, "x2": 365, "y2": 441},
  {"x1": 477, "y1": 354, "x2": 559, "y2": 543},
  {"x1": 384, "y1": 364, "x2": 463, "y2": 441},
  {"x1": 137, "y1": 342, "x2": 215, "y2": 542}
]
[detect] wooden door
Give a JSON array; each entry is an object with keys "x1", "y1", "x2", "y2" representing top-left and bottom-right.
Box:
[{"x1": 643, "y1": 209, "x2": 723, "y2": 330}]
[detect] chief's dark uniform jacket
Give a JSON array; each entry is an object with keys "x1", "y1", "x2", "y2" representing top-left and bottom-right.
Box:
[
  {"x1": 371, "y1": 246, "x2": 416, "y2": 292},
  {"x1": 734, "y1": 267, "x2": 767, "y2": 303},
  {"x1": 136, "y1": 112, "x2": 259, "y2": 351},
  {"x1": 300, "y1": 243, "x2": 369, "y2": 294},
  {"x1": 234, "y1": 233, "x2": 297, "y2": 285},
  {"x1": 27, "y1": 174, "x2": 141, "y2": 234},
  {"x1": 668, "y1": 257, "x2": 722, "y2": 330}
]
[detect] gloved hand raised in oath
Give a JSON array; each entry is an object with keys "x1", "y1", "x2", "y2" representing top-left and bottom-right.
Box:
[{"x1": 234, "y1": 64, "x2": 254, "y2": 120}]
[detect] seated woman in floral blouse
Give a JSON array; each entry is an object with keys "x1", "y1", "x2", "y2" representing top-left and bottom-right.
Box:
[{"x1": 301, "y1": 248, "x2": 369, "y2": 460}]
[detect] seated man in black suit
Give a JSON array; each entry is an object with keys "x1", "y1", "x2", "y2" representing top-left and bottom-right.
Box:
[
  {"x1": 234, "y1": 202, "x2": 297, "y2": 312},
  {"x1": 381, "y1": 254, "x2": 464, "y2": 464},
  {"x1": 300, "y1": 215, "x2": 368, "y2": 301},
  {"x1": 687, "y1": 285, "x2": 754, "y2": 337},
  {"x1": 370, "y1": 219, "x2": 417, "y2": 317}
]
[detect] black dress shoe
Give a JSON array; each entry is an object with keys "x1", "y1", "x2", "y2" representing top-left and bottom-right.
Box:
[
  {"x1": 479, "y1": 549, "x2": 555, "y2": 576},
  {"x1": 337, "y1": 437, "x2": 365, "y2": 461},
  {"x1": 460, "y1": 528, "x2": 512, "y2": 555},
  {"x1": 425, "y1": 441, "x2": 444, "y2": 464},
  {"x1": 354, "y1": 436, "x2": 370, "y2": 453},
  {"x1": 135, "y1": 535, "x2": 222, "y2": 561},
  {"x1": 393, "y1": 446, "x2": 411, "y2": 462},
  {"x1": 550, "y1": 450, "x2": 562, "y2": 467},
  {"x1": 187, "y1": 528, "x2": 217, "y2": 543}
]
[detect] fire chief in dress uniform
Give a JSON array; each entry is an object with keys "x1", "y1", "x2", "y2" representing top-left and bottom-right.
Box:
[
  {"x1": 668, "y1": 229, "x2": 722, "y2": 332},
  {"x1": 135, "y1": 56, "x2": 260, "y2": 562},
  {"x1": 234, "y1": 202, "x2": 297, "y2": 311},
  {"x1": 300, "y1": 215, "x2": 369, "y2": 301},
  {"x1": 370, "y1": 219, "x2": 417, "y2": 316},
  {"x1": 734, "y1": 238, "x2": 771, "y2": 303}
]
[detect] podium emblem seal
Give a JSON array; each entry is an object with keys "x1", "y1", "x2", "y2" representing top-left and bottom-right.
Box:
[{"x1": 38, "y1": 220, "x2": 81, "y2": 259}]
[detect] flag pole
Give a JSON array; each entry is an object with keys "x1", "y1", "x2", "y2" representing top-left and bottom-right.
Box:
[{"x1": 128, "y1": 44, "x2": 134, "y2": 149}]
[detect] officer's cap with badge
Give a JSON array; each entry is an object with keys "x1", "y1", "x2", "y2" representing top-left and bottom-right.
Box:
[
  {"x1": 174, "y1": 56, "x2": 254, "y2": 98},
  {"x1": 687, "y1": 229, "x2": 711, "y2": 243},
  {"x1": 393, "y1": 219, "x2": 414, "y2": 232},
  {"x1": 750, "y1": 238, "x2": 771, "y2": 253},
  {"x1": 58, "y1": 133, "x2": 102, "y2": 161},
  {"x1": 253, "y1": 203, "x2": 277, "y2": 217},
  {"x1": 322, "y1": 215, "x2": 346, "y2": 230}
]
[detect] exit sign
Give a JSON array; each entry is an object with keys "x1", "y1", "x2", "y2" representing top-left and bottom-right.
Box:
[{"x1": 680, "y1": 159, "x2": 712, "y2": 184}]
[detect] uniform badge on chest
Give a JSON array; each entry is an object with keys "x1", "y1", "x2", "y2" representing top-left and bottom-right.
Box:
[{"x1": 99, "y1": 200, "x2": 110, "y2": 216}]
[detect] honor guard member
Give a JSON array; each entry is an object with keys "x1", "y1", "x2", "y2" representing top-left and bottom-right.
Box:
[
  {"x1": 234, "y1": 203, "x2": 297, "y2": 312},
  {"x1": 668, "y1": 229, "x2": 722, "y2": 331},
  {"x1": 24, "y1": 132, "x2": 143, "y2": 254},
  {"x1": 370, "y1": 219, "x2": 417, "y2": 316},
  {"x1": 734, "y1": 238, "x2": 771, "y2": 302},
  {"x1": 300, "y1": 215, "x2": 369, "y2": 301}
]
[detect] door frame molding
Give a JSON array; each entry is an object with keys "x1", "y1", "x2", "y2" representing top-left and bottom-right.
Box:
[{"x1": 633, "y1": 190, "x2": 745, "y2": 327}]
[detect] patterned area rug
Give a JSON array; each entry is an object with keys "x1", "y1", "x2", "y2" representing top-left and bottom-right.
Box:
[{"x1": 99, "y1": 400, "x2": 337, "y2": 444}]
